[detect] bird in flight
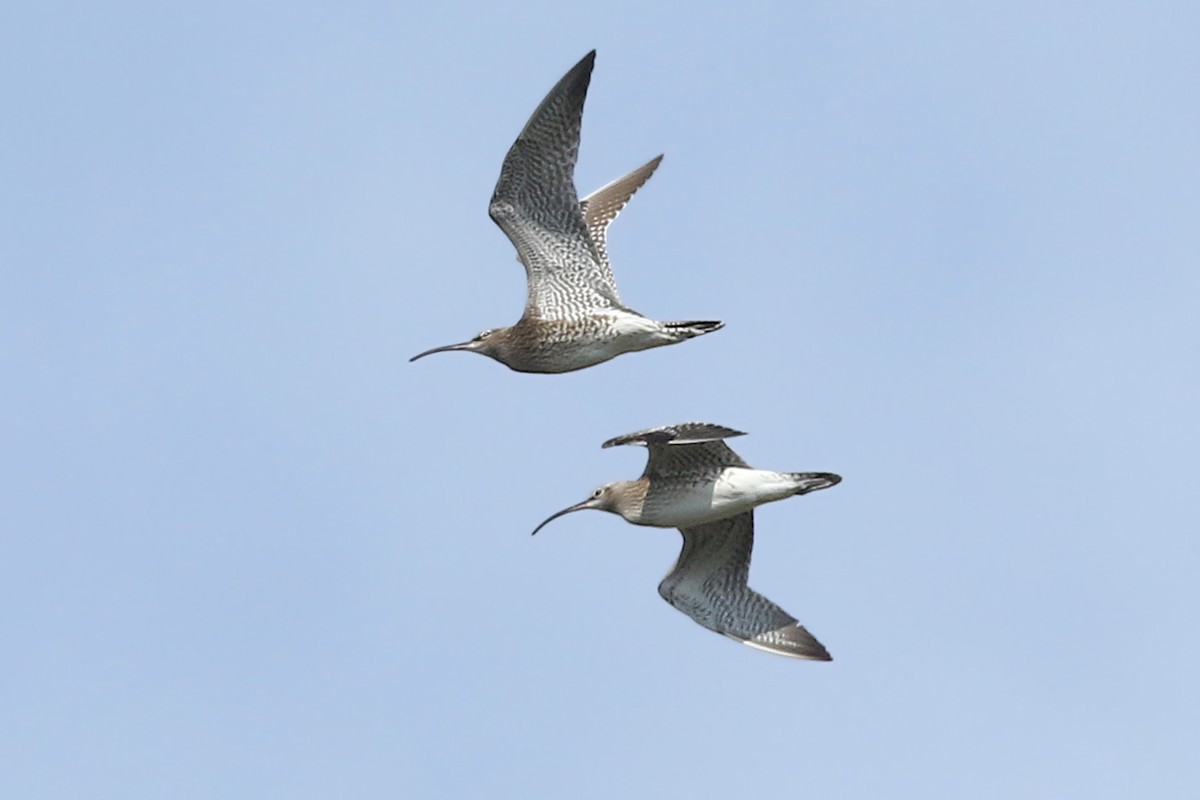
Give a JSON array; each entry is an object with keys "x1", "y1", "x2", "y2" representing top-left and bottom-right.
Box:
[
  {"x1": 410, "y1": 51, "x2": 722, "y2": 374},
  {"x1": 533, "y1": 423, "x2": 840, "y2": 660}
]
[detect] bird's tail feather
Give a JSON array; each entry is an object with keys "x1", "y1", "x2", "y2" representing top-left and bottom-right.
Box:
[
  {"x1": 787, "y1": 472, "x2": 841, "y2": 495},
  {"x1": 662, "y1": 320, "x2": 724, "y2": 339}
]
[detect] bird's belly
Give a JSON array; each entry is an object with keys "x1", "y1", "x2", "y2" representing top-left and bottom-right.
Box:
[
  {"x1": 639, "y1": 469, "x2": 797, "y2": 528},
  {"x1": 568, "y1": 312, "x2": 666, "y2": 358},
  {"x1": 514, "y1": 312, "x2": 665, "y2": 372}
]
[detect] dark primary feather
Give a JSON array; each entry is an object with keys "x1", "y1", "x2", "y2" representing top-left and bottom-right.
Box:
[{"x1": 601, "y1": 423, "x2": 747, "y2": 449}]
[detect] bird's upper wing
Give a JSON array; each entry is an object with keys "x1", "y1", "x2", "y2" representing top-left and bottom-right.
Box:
[
  {"x1": 602, "y1": 423, "x2": 750, "y2": 475},
  {"x1": 659, "y1": 512, "x2": 831, "y2": 661},
  {"x1": 488, "y1": 51, "x2": 620, "y2": 320},
  {"x1": 578, "y1": 155, "x2": 663, "y2": 302}
]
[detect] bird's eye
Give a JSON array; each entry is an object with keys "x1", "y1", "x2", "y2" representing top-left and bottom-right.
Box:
[
  {"x1": 592, "y1": 488, "x2": 603, "y2": 498},
  {"x1": 473, "y1": 329, "x2": 494, "y2": 341}
]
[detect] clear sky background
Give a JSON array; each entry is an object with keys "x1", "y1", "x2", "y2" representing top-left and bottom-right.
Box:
[{"x1": 3, "y1": 2, "x2": 1198, "y2": 797}]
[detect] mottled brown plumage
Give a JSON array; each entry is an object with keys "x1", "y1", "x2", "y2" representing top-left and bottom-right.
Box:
[
  {"x1": 533, "y1": 424, "x2": 841, "y2": 660},
  {"x1": 410, "y1": 52, "x2": 721, "y2": 374}
]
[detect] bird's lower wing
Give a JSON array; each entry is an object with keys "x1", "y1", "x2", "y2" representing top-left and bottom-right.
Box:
[{"x1": 659, "y1": 513, "x2": 831, "y2": 661}]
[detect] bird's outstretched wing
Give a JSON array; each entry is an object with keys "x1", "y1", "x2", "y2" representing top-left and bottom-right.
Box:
[
  {"x1": 602, "y1": 423, "x2": 750, "y2": 474},
  {"x1": 659, "y1": 513, "x2": 831, "y2": 661},
  {"x1": 602, "y1": 422, "x2": 746, "y2": 448},
  {"x1": 489, "y1": 51, "x2": 619, "y2": 320},
  {"x1": 515, "y1": 155, "x2": 663, "y2": 304},
  {"x1": 579, "y1": 155, "x2": 663, "y2": 301}
]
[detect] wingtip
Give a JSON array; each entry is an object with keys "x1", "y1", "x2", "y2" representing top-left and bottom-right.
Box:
[
  {"x1": 744, "y1": 624, "x2": 833, "y2": 661},
  {"x1": 810, "y1": 643, "x2": 834, "y2": 662},
  {"x1": 574, "y1": 50, "x2": 597, "y2": 75},
  {"x1": 674, "y1": 422, "x2": 747, "y2": 442},
  {"x1": 744, "y1": 640, "x2": 833, "y2": 661},
  {"x1": 556, "y1": 51, "x2": 595, "y2": 98}
]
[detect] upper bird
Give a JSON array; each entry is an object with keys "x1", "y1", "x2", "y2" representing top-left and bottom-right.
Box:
[
  {"x1": 532, "y1": 423, "x2": 841, "y2": 660},
  {"x1": 410, "y1": 51, "x2": 722, "y2": 374}
]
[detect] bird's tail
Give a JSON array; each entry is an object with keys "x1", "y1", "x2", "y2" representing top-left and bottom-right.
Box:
[
  {"x1": 787, "y1": 472, "x2": 841, "y2": 496},
  {"x1": 661, "y1": 320, "x2": 724, "y2": 340}
]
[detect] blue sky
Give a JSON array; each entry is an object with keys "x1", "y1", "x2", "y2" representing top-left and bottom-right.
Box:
[{"x1": 3, "y1": 1, "x2": 1198, "y2": 797}]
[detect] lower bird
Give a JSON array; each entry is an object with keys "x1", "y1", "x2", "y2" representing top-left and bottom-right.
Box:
[
  {"x1": 532, "y1": 423, "x2": 841, "y2": 660},
  {"x1": 409, "y1": 50, "x2": 722, "y2": 374}
]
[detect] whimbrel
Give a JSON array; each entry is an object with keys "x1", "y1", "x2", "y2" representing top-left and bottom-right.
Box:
[
  {"x1": 532, "y1": 423, "x2": 841, "y2": 660},
  {"x1": 409, "y1": 51, "x2": 722, "y2": 374}
]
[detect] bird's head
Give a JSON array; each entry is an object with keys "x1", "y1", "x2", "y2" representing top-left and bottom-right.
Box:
[
  {"x1": 530, "y1": 483, "x2": 628, "y2": 535},
  {"x1": 410, "y1": 327, "x2": 508, "y2": 363}
]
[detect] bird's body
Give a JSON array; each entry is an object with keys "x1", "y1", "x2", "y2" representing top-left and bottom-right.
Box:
[
  {"x1": 617, "y1": 467, "x2": 831, "y2": 529},
  {"x1": 470, "y1": 310, "x2": 719, "y2": 374},
  {"x1": 532, "y1": 423, "x2": 841, "y2": 660},
  {"x1": 410, "y1": 51, "x2": 722, "y2": 374}
]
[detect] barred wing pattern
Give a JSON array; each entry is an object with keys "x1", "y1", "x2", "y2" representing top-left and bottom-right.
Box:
[
  {"x1": 659, "y1": 513, "x2": 832, "y2": 661},
  {"x1": 603, "y1": 423, "x2": 750, "y2": 476},
  {"x1": 488, "y1": 50, "x2": 619, "y2": 321},
  {"x1": 601, "y1": 422, "x2": 747, "y2": 448},
  {"x1": 579, "y1": 155, "x2": 663, "y2": 302},
  {"x1": 516, "y1": 156, "x2": 660, "y2": 295}
]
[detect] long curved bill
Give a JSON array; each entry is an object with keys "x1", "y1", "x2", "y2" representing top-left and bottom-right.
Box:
[
  {"x1": 530, "y1": 497, "x2": 601, "y2": 536},
  {"x1": 409, "y1": 341, "x2": 473, "y2": 362}
]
